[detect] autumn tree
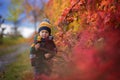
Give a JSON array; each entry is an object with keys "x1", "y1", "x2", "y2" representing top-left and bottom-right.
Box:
[
  {"x1": 45, "y1": 0, "x2": 120, "y2": 79},
  {"x1": 7, "y1": 0, "x2": 24, "y2": 37},
  {"x1": 24, "y1": 0, "x2": 48, "y2": 33}
]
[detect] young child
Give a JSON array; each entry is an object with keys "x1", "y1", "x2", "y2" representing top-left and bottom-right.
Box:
[{"x1": 30, "y1": 19, "x2": 57, "y2": 80}]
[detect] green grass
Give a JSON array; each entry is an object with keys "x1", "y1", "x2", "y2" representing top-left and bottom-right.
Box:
[
  {"x1": 1, "y1": 51, "x2": 34, "y2": 80},
  {"x1": 0, "y1": 37, "x2": 27, "y2": 57},
  {"x1": 0, "y1": 37, "x2": 26, "y2": 48}
]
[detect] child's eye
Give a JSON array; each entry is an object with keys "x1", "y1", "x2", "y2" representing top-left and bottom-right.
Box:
[{"x1": 45, "y1": 32, "x2": 48, "y2": 33}]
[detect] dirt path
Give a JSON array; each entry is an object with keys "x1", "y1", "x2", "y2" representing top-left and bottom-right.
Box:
[{"x1": 0, "y1": 43, "x2": 29, "y2": 72}]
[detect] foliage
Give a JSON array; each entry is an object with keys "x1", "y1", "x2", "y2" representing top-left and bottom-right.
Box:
[
  {"x1": 45, "y1": 0, "x2": 120, "y2": 79},
  {"x1": 44, "y1": 0, "x2": 70, "y2": 34},
  {"x1": 8, "y1": 0, "x2": 24, "y2": 22},
  {"x1": 24, "y1": 0, "x2": 48, "y2": 33},
  {"x1": 7, "y1": 0, "x2": 25, "y2": 37},
  {"x1": 24, "y1": 0, "x2": 48, "y2": 21}
]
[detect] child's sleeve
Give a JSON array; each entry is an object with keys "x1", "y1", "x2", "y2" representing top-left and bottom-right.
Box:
[
  {"x1": 30, "y1": 34, "x2": 41, "y2": 58},
  {"x1": 29, "y1": 34, "x2": 41, "y2": 66},
  {"x1": 30, "y1": 43, "x2": 36, "y2": 58},
  {"x1": 30, "y1": 43, "x2": 36, "y2": 66},
  {"x1": 33, "y1": 35, "x2": 38, "y2": 43}
]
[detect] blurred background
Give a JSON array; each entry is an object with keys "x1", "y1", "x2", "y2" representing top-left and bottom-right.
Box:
[
  {"x1": 0, "y1": 0, "x2": 49, "y2": 39},
  {"x1": 0, "y1": 0, "x2": 51, "y2": 80}
]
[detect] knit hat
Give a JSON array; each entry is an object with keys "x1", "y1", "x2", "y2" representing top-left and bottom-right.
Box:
[{"x1": 38, "y1": 19, "x2": 52, "y2": 35}]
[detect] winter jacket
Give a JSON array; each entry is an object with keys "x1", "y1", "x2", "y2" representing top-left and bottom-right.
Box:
[{"x1": 30, "y1": 35, "x2": 57, "y2": 67}]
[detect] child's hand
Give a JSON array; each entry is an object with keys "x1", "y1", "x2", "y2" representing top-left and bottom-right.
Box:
[
  {"x1": 35, "y1": 43, "x2": 40, "y2": 50},
  {"x1": 45, "y1": 53, "x2": 52, "y2": 59}
]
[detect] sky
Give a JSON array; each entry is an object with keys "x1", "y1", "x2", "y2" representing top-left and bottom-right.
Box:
[
  {"x1": 0, "y1": 0, "x2": 48, "y2": 38},
  {"x1": 0, "y1": 0, "x2": 10, "y2": 18}
]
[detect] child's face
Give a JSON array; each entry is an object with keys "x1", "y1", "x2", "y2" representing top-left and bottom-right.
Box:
[{"x1": 39, "y1": 30, "x2": 49, "y2": 38}]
